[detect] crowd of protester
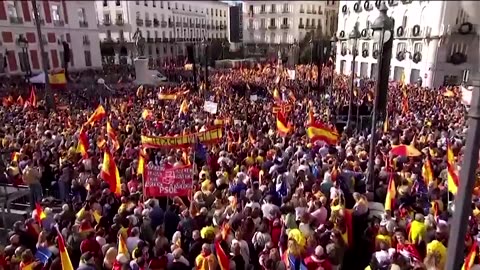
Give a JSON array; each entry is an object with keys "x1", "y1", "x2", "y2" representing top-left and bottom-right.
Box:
[{"x1": 0, "y1": 61, "x2": 473, "y2": 270}]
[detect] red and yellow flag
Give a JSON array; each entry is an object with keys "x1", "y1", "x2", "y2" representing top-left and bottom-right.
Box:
[
  {"x1": 385, "y1": 174, "x2": 396, "y2": 211},
  {"x1": 35, "y1": 203, "x2": 46, "y2": 225},
  {"x1": 106, "y1": 121, "x2": 120, "y2": 152},
  {"x1": 422, "y1": 154, "x2": 434, "y2": 186},
  {"x1": 101, "y1": 149, "x2": 121, "y2": 196},
  {"x1": 214, "y1": 241, "x2": 230, "y2": 270},
  {"x1": 76, "y1": 127, "x2": 89, "y2": 159},
  {"x1": 86, "y1": 105, "x2": 106, "y2": 126},
  {"x1": 11, "y1": 151, "x2": 20, "y2": 162},
  {"x1": 462, "y1": 241, "x2": 478, "y2": 270},
  {"x1": 447, "y1": 142, "x2": 459, "y2": 195},
  {"x1": 307, "y1": 107, "x2": 315, "y2": 125},
  {"x1": 28, "y1": 86, "x2": 37, "y2": 108},
  {"x1": 118, "y1": 233, "x2": 129, "y2": 257},
  {"x1": 142, "y1": 109, "x2": 153, "y2": 120},
  {"x1": 306, "y1": 122, "x2": 339, "y2": 145},
  {"x1": 57, "y1": 228, "x2": 74, "y2": 270},
  {"x1": 276, "y1": 112, "x2": 292, "y2": 137},
  {"x1": 137, "y1": 148, "x2": 147, "y2": 176},
  {"x1": 16, "y1": 96, "x2": 24, "y2": 106}
]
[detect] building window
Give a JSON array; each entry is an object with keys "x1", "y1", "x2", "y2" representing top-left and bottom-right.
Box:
[
  {"x1": 182, "y1": 4, "x2": 184, "y2": 10},
  {"x1": 362, "y1": 42, "x2": 369, "y2": 51},
  {"x1": 175, "y1": 3, "x2": 178, "y2": 9},
  {"x1": 396, "y1": 42, "x2": 406, "y2": 54},
  {"x1": 136, "y1": 0, "x2": 139, "y2": 5},
  {"x1": 414, "y1": 43, "x2": 422, "y2": 53},
  {"x1": 103, "y1": 0, "x2": 108, "y2": 7},
  {"x1": 160, "y1": 1, "x2": 163, "y2": 8},
  {"x1": 167, "y1": 1, "x2": 170, "y2": 9},
  {"x1": 318, "y1": 5, "x2": 322, "y2": 14},
  {"x1": 52, "y1": 4, "x2": 60, "y2": 21},
  {"x1": 69, "y1": 49, "x2": 74, "y2": 67},
  {"x1": 402, "y1": 15, "x2": 407, "y2": 28},
  {"x1": 103, "y1": 14, "x2": 110, "y2": 24},
  {"x1": 144, "y1": 0, "x2": 148, "y2": 6},
  {"x1": 78, "y1": 8, "x2": 86, "y2": 23},
  {"x1": 152, "y1": 1, "x2": 156, "y2": 7},
  {"x1": 282, "y1": 18, "x2": 288, "y2": 25},
  {"x1": 373, "y1": 42, "x2": 379, "y2": 51},
  {"x1": 260, "y1": 18, "x2": 265, "y2": 28},
  {"x1": 300, "y1": 4, "x2": 304, "y2": 12},
  {"x1": 260, "y1": 5, "x2": 266, "y2": 13},
  {"x1": 271, "y1": 4, "x2": 276, "y2": 13},
  {"x1": 299, "y1": 18, "x2": 303, "y2": 25},
  {"x1": 306, "y1": 18, "x2": 310, "y2": 27},
  {"x1": 136, "y1": 12, "x2": 141, "y2": 19},
  {"x1": 84, "y1": 51, "x2": 92, "y2": 66},
  {"x1": 116, "y1": 1, "x2": 121, "y2": 6},
  {"x1": 145, "y1": 13, "x2": 149, "y2": 20},
  {"x1": 311, "y1": 20, "x2": 315, "y2": 28},
  {"x1": 270, "y1": 18, "x2": 275, "y2": 27}
]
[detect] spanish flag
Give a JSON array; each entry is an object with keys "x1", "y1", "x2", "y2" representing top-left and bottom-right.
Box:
[
  {"x1": 385, "y1": 174, "x2": 396, "y2": 211},
  {"x1": 276, "y1": 112, "x2": 291, "y2": 137},
  {"x1": 214, "y1": 241, "x2": 230, "y2": 270},
  {"x1": 137, "y1": 148, "x2": 147, "y2": 176},
  {"x1": 307, "y1": 107, "x2": 315, "y2": 125},
  {"x1": 35, "y1": 203, "x2": 47, "y2": 225},
  {"x1": 28, "y1": 86, "x2": 37, "y2": 108},
  {"x1": 447, "y1": 142, "x2": 459, "y2": 195},
  {"x1": 57, "y1": 228, "x2": 74, "y2": 270},
  {"x1": 141, "y1": 109, "x2": 153, "y2": 120},
  {"x1": 118, "y1": 233, "x2": 129, "y2": 258},
  {"x1": 273, "y1": 88, "x2": 281, "y2": 102},
  {"x1": 86, "y1": 105, "x2": 106, "y2": 126},
  {"x1": 179, "y1": 99, "x2": 189, "y2": 116},
  {"x1": 306, "y1": 122, "x2": 339, "y2": 145},
  {"x1": 106, "y1": 121, "x2": 120, "y2": 152},
  {"x1": 422, "y1": 154, "x2": 434, "y2": 186},
  {"x1": 383, "y1": 111, "x2": 389, "y2": 133},
  {"x1": 76, "y1": 127, "x2": 89, "y2": 159},
  {"x1": 101, "y1": 149, "x2": 121, "y2": 196},
  {"x1": 11, "y1": 151, "x2": 20, "y2": 162},
  {"x1": 21, "y1": 262, "x2": 34, "y2": 270},
  {"x1": 462, "y1": 241, "x2": 477, "y2": 270},
  {"x1": 16, "y1": 96, "x2": 24, "y2": 106}
]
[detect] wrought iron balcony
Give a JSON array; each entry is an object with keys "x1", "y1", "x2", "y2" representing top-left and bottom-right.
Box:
[
  {"x1": 103, "y1": 19, "x2": 111, "y2": 26},
  {"x1": 145, "y1": 19, "x2": 152, "y2": 27},
  {"x1": 83, "y1": 39, "x2": 90, "y2": 45},
  {"x1": 115, "y1": 19, "x2": 124, "y2": 26},
  {"x1": 161, "y1": 21, "x2": 167, "y2": 27},
  {"x1": 300, "y1": 9, "x2": 305, "y2": 13},
  {"x1": 298, "y1": 24, "x2": 305, "y2": 29},
  {"x1": 280, "y1": 24, "x2": 289, "y2": 29},
  {"x1": 53, "y1": 20, "x2": 65, "y2": 27},
  {"x1": 147, "y1": 37, "x2": 154, "y2": 43},
  {"x1": 79, "y1": 21, "x2": 88, "y2": 28},
  {"x1": 153, "y1": 19, "x2": 159, "y2": 27},
  {"x1": 9, "y1": 17, "x2": 23, "y2": 24},
  {"x1": 268, "y1": 25, "x2": 277, "y2": 30},
  {"x1": 136, "y1": 18, "x2": 143, "y2": 26}
]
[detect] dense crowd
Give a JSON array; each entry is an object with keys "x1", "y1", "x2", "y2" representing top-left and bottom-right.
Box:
[{"x1": 0, "y1": 62, "x2": 473, "y2": 270}]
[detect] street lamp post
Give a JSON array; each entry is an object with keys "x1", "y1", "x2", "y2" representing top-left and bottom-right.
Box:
[
  {"x1": 202, "y1": 37, "x2": 209, "y2": 93},
  {"x1": 309, "y1": 37, "x2": 314, "y2": 64},
  {"x1": 346, "y1": 24, "x2": 361, "y2": 129},
  {"x1": 32, "y1": 0, "x2": 54, "y2": 110},
  {"x1": 18, "y1": 35, "x2": 31, "y2": 82},
  {"x1": 330, "y1": 36, "x2": 338, "y2": 93},
  {"x1": 292, "y1": 40, "x2": 298, "y2": 68},
  {"x1": 367, "y1": 2, "x2": 394, "y2": 193}
]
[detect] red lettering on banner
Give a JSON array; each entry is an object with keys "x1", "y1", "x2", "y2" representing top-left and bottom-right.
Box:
[{"x1": 144, "y1": 165, "x2": 193, "y2": 197}]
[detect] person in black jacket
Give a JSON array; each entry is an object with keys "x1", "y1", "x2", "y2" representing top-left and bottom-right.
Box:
[
  {"x1": 188, "y1": 230, "x2": 204, "y2": 266},
  {"x1": 167, "y1": 248, "x2": 190, "y2": 270}
]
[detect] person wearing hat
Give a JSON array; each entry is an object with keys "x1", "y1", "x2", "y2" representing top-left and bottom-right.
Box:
[{"x1": 304, "y1": 245, "x2": 332, "y2": 270}]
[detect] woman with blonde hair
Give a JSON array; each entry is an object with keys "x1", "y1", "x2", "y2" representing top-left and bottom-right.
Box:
[{"x1": 103, "y1": 247, "x2": 118, "y2": 269}]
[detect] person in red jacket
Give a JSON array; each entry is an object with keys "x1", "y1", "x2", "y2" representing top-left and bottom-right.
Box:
[{"x1": 304, "y1": 246, "x2": 332, "y2": 270}]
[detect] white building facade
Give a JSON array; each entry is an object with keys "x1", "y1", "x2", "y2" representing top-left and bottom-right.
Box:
[
  {"x1": 0, "y1": 0, "x2": 101, "y2": 75},
  {"x1": 242, "y1": 1, "x2": 338, "y2": 56},
  {"x1": 335, "y1": 0, "x2": 479, "y2": 88},
  {"x1": 96, "y1": 0, "x2": 229, "y2": 66}
]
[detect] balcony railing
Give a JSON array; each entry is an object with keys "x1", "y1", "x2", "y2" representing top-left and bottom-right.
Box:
[
  {"x1": 161, "y1": 21, "x2": 167, "y2": 27},
  {"x1": 268, "y1": 25, "x2": 277, "y2": 30},
  {"x1": 215, "y1": 25, "x2": 220, "y2": 30},
  {"x1": 220, "y1": 25, "x2": 226, "y2": 30},
  {"x1": 136, "y1": 18, "x2": 143, "y2": 26},
  {"x1": 9, "y1": 17, "x2": 23, "y2": 24},
  {"x1": 247, "y1": 25, "x2": 254, "y2": 30},
  {"x1": 259, "y1": 25, "x2": 266, "y2": 30},
  {"x1": 196, "y1": 23, "x2": 200, "y2": 28},
  {"x1": 183, "y1": 22, "x2": 188, "y2": 27},
  {"x1": 300, "y1": 9, "x2": 305, "y2": 13},
  {"x1": 176, "y1": 22, "x2": 181, "y2": 27},
  {"x1": 282, "y1": 9, "x2": 289, "y2": 13},
  {"x1": 270, "y1": 9, "x2": 276, "y2": 14},
  {"x1": 83, "y1": 39, "x2": 90, "y2": 45},
  {"x1": 168, "y1": 21, "x2": 173, "y2": 27},
  {"x1": 147, "y1": 37, "x2": 154, "y2": 43},
  {"x1": 53, "y1": 20, "x2": 65, "y2": 27},
  {"x1": 153, "y1": 19, "x2": 159, "y2": 27},
  {"x1": 115, "y1": 19, "x2": 124, "y2": 26},
  {"x1": 306, "y1": 9, "x2": 312, "y2": 14},
  {"x1": 207, "y1": 24, "x2": 211, "y2": 29},
  {"x1": 280, "y1": 24, "x2": 289, "y2": 29},
  {"x1": 103, "y1": 37, "x2": 113, "y2": 42},
  {"x1": 190, "y1": 23, "x2": 194, "y2": 28},
  {"x1": 145, "y1": 19, "x2": 152, "y2": 27},
  {"x1": 312, "y1": 10, "x2": 317, "y2": 14},
  {"x1": 155, "y1": 37, "x2": 162, "y2": 43},
  {"x1": 298, "y1": 24, "x2": 305, "y2": 29},
  {"x1": 79, "y1": 21, "x2": 88, "y2": 28},
  {"x1": 202, "y1": 23, "x2": 206, "y2": 28},
  {"x1": 103, "y1": 20, "x2": 111, "y2": 26},
  {"x1": 260, "y1": 10, "x2": 266, "y2": 14}
]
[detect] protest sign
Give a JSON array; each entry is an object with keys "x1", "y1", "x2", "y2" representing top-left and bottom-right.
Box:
[
  {"x1": 144, "y1": 165, "x2": 193, "y2": 197},
  {"x1": 141, "y1": 127, "x2": 223, "y2": 148},
  {"x1": 204, "y1": 101, "x2": 218, "y2": 114}
]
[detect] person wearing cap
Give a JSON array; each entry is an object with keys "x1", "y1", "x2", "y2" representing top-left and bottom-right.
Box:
[{"x1": 304, "y1": 245, "x2": 332, "y2": 270}]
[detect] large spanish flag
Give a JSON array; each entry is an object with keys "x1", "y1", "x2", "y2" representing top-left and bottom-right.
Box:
[
  {"x1": 306, "y1": 122, "x2": 339, "y2": 145},
  {"x1": 57, "y1": 228, "x2": 74, "y2": 270},
  {"x1": 106, "y1": 121, "x2": 120, "y2": 152},
  {"x1": 214, "y1": 241, "x2": 230, "y2": 270},
  {"x1": 101, "y1": 149, "x2": 121, "y2": 196},
  {"x1": 447, "y1": 142, "x2": 459, "y2": 195},
  {"x1": 76, "y1": 127, "x2": 89, "y2": 159},
  {"x1": 385, "y1": 174, "x2": 396, "y2": 211},
  {"x1": 276, "y1": 112, "x2": 291, "y2": 137},
  {"x1": 462, "y1": 241, "x2": 477, "y2": 270},
  {"x1": 35, "y1": 203, "x2": 46, "y2": 225},
  {"x1": 86, "y1": 105, "x2": 106, "y2": 126}
]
